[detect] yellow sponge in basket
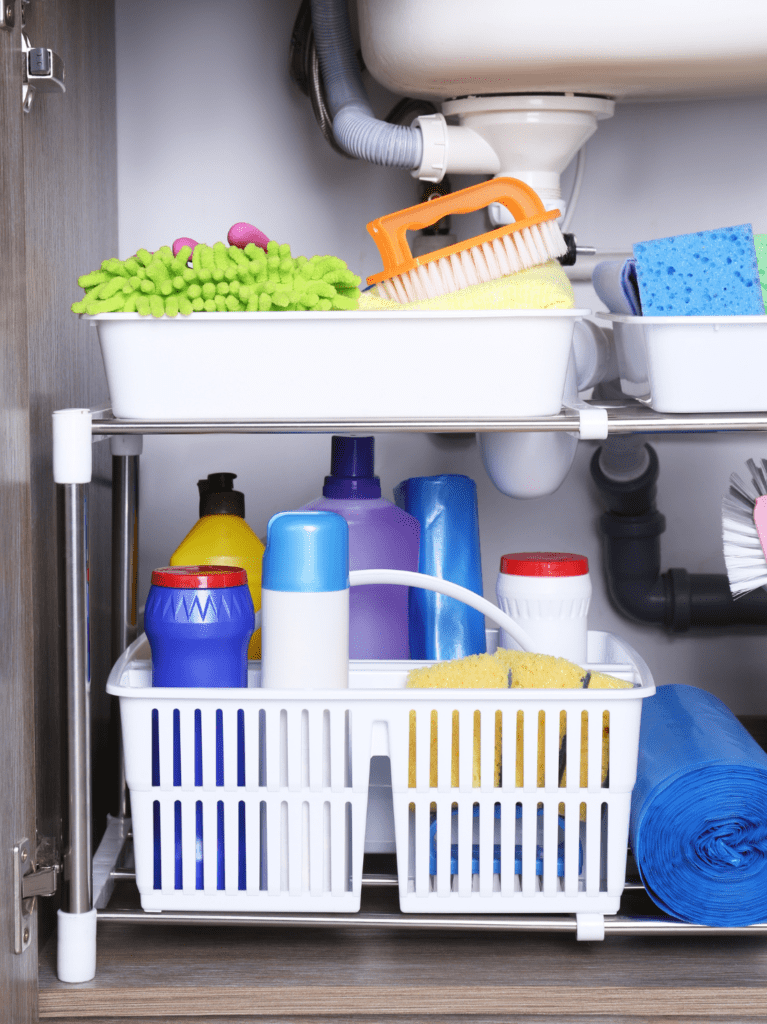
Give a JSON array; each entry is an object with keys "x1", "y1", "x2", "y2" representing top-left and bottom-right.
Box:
[
  {"x1": 406, "y1": 649, "x2": 631, "y2": 794},
  {"x1": 358, "y1": 260, "x2": 575, "y2": 312}
]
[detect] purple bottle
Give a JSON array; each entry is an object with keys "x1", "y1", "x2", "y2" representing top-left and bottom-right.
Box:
[{"x1": 302, "y1": 436, "x2": 420, "y2": 659}]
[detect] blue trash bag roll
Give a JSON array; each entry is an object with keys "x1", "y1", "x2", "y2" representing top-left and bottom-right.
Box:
[
  {"x1": 394, "y1": 474, "x2": 486, "y2": 660},
  {"x1": 630, "y1": 684, "x2": 767, "y2": 926}
]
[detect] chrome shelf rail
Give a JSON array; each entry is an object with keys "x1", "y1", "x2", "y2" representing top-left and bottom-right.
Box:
[{"x1": 91, "y1": 403, "x2": 767, "y2": 436}]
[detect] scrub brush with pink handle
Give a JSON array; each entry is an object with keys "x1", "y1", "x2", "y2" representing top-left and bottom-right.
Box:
[{"x1": 722, "y1": 459, "x2": 767, "y2": 597}]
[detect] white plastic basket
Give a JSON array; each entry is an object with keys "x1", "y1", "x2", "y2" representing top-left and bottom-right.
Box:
[
  {"x1": 598, "y1": 312, "x2": 767, "y2": 412},
  {"x1": 107, "y1": 631, "x2": 654, "y2": 922},
  {"x1": 87, "y1": 309, "x2": 588, "y2": 421}
]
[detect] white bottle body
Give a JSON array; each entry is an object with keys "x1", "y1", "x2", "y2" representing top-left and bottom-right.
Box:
[
  {"x1": 495, "y1": 571, "x2": 591, "y2": 663},
  {"x1": 260, "y1": 588, "x2": 349, "y2": 689}
]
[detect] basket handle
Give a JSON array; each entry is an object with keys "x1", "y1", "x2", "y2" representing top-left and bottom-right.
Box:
[{"x1": 349, "y1": 568, "x2": 536, "y2": 651}]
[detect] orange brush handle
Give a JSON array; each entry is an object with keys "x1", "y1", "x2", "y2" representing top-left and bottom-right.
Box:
[{"x1": 367, "y1": 177, "x2": 550, "y2": 279}]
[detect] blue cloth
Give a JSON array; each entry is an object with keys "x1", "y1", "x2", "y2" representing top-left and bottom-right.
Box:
[
  {"x1": 630, "y1": 684, "x2": 767, "y2": 926},
  {"x1": 394, "y1": 474, "x2": 485, "y2": 660}
]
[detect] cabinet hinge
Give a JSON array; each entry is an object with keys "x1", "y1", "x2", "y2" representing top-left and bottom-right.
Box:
[{"x1": 13, "y1": 838, "x2": 61, "y2": 955}]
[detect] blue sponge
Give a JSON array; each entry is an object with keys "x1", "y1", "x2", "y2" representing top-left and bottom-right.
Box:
[{"x1": 633, "y1": 224, "x2": 764, "y2": 316}]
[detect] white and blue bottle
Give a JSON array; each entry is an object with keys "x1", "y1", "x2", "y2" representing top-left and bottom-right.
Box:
[{"x1": 260, "y1": 511, "x2": 350, "y2": 690}]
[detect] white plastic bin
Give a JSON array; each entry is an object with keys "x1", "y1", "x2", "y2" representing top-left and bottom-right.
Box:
[
  {"x1": 108, "y1": 631, "x2": 654, "y2": 922},
  {"x1": 598, "y1": 312, "x2": 767, "y2": 413},
  {"x1": 87, "y1": 309, "x2": 588, "y2": 421}
]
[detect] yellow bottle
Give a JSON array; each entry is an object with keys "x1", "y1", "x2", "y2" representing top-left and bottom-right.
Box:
[{"x1": 169, "y1": 473, "x2": 264, "y2": 658}]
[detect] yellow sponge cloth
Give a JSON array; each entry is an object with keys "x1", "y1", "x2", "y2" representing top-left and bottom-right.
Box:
[
  {"x1": 406, "y1": 648, "x2": 631, "y2": 791},
  {"x1": 359, "y1": 260, "x2": 575, "y2": 312}
]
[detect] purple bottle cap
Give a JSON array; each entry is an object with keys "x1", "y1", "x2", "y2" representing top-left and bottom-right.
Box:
[{"x1": 322, "y1": 436, "x2": 381, "y2": 499}]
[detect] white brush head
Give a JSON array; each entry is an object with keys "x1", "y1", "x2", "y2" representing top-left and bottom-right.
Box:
[
  {"x1": 382, "y1": 218, "x2": 568, "y2": 304},
  {"x1": 722, "y1": 463, "x2": 767, "y2": 598}
]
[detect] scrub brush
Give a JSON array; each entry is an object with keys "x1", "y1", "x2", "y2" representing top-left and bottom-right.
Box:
[
  {"x1": 722, "y1": 459, "x2": 767, "y2": 597},
  {"x1": 366, "y1": 177, "x2": 567, "y2": 304}
]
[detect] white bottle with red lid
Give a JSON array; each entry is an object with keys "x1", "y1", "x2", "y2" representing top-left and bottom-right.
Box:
[{"x1": 495, "y1": 551, "x2": 592, "y2": 662}]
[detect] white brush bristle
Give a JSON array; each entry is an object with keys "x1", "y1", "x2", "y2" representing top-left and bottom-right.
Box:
[
  {"x1": 380, "y1": 218, "x2": 568, "y2": 304},
  {"x1": 722, "y1": 464, "x2": 767, "y2": 598}
]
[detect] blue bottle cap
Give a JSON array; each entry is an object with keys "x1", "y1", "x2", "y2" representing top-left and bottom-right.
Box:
[
  {"x1": 322, "y1": 435, "x2": 381, "y2": 499},
  {"x1": 262, "y1": 511, "x2": 349, "y2": 592}
]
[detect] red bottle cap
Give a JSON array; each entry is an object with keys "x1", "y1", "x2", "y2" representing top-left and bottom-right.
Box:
[
  {"x1": 151, "y1": 565, "x2": 248, "y2": 589},
  {"x1": 499, "y1": 552, "x2": 589, "y2": 577}
]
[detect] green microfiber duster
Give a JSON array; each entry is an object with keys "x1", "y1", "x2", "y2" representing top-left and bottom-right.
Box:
[{"x1": 71, "y1": 241, "x2": 362, "y2": 317}]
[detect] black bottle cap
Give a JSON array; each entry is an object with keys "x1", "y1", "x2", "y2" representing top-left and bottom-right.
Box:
[{"x1": 197, "y1": 472, "x2": 245, "y2": 518}]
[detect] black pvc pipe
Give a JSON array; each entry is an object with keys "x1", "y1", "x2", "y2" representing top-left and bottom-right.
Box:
[{"x1": 591, "y1": 444, "x2": 767, "y2": 632}]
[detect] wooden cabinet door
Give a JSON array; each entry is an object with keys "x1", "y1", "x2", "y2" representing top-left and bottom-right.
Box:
[{"x1": 0, "y1": 1, "x2": 116, "y2": 1016}]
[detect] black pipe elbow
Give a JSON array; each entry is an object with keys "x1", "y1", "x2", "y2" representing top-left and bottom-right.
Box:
[{"x1": 591, "y1": 444, "x2": 767, "y2": 632}]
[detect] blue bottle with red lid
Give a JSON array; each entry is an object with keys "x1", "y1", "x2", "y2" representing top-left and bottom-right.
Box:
[{"x1": 144, "y1": 565, "x2": 255, "y2": 688}]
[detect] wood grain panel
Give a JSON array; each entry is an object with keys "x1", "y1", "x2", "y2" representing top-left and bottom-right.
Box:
[
  {"x1": 0, "y1": 9, "x2": 39, "y2": 1023},
  {"x1": 36, "y1": 984, "x2": 767, "y2": 1018},
  {"x1": 37, "y1": 1019, "x2": 767, "y2": 1024},
  {"x1": 21, "y1": 0, "x2": 117, "y2": 948}
]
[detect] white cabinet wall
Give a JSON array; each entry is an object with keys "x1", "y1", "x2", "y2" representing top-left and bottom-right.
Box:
[{"x1": 117, "y1": 0, "x2": 767, "y2": 714}]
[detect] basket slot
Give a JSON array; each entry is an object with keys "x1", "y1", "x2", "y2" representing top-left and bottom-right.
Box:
[
  {"x1": 330, "y1": 710, "x2": 345, "y2": 794},
  {"x1": 330, "y1": 798, "x2": 346, "y2": 895},
  {"x1": 243, "y1": 707, "x2": 259, "y2": 791},
  {"x1": 563, "y1": 799, "x2": 580, "y2": 897},
  {"x1": 457, "y1": 797, "x2": 473, "y2": 897},
  {"x1": 259, "y1": 800, "x2": 267, "y2": 890},
  {"x1": 198, "y1": 706, "x2": 218, "y2": 791},
  {"x1": 172, "y1": 711, "x2": 181, "y2": 786},
  {"x1": 301, "y1": 711, "x2": 310, "y2": 789},
  {"x1": 309, "y1": 797, "x2": 325, "y2": 896},
  {"x1": 177, "y1": 704, "x2": 196, "y2": 789},
  {"x1": 479, "y1": 707, "x2": 496, "y2": 794},
  {"x1": 414, "y1": 797, "x2": 430, "y2": 897},
  {"x1": 224, "y1": 795, "x2": 241, "y2": 891},
  {"x1": 238, "y1": 800, "x2": 246, "y2": 890},
  {"x1": 173, "y1": 799, "x2": 182, "y2": 889},
  {"x1": 478, "y1": 800, "x2": 495, "y2": 896},
  {"x1": 151, "y1": 710, "x2": 160, "y2": 786},
  {"x1": 415, "y1": 710, "x2": 431, "y2": 793},
  {"x1": 437, "y1": 710, "x2": 453, "y2": 792},
  {"x1": 520, "y1": 797, "x2": 538, "y2": 895},
  {"x1": 265, "y1": 796, "x2": 281, "y2": 894},
  {"x1": 195, "y1": 799, "x2": 204, "y2": 888},
  {"x1": 288, "y1": 797, "x2": 302, "y2": 894},
  {"x1": 244, "y1": 796, "x2": 260, "y2": 893},
  {"x1": 220, "y1": 705, "x2": 239, "y2": 789},
  {"x1": 500, "y1": 710, "x2": 516, "y2": 792},
  {"x1": 276, "y1": 801, "x2": 287, "y2": 891},
  {"x1": 158, "y1": 705, "x2": 177, "y2": 790},
  {"x1": 194, "y1": 710, "x2": 203, "y2": 786},
  {"x1": 544, "y1": 707, "x2": 559, "y2": 790},
  {"x1": 159, "y1": 798, "x2": 176, "y2": 891},
  {"x1": 563, "y1": 709, "x2": 580, "y2": 792},
  {"x1": 434, "y1": 796, "x2": 452, "y2": 896},
  {"x1": 599, "y1": 802, "x2": 608, "y2": 893},
  {"x1": 585, "y1": 800, "x2": 601, "y2": 895},
  {"x1": 588, "y1": 709, "x2": 603, "y2": 791},
  {"x1": 175, "y1": 793, "x2": 195, "y2": 892},
  {"x1": 237, "y1": 711, "x2": 245, "y2": 787},
  {"x1": 264, "y1": 707, "x2": 281, "y2": 793},
  {"x1": 457, "y1": 709, "x2": 473, "y2": 792},
  {"x1": 500, "y1": 797, "x2": 515, "y2": 898},
  {"x1": 307, "y1": 708, "x2": 324, "y2": 793},
  {"x1": 522, "y1": 711, "x2": 538, "y2": 793},
  {"x1": 542, "y1": 797, "x2": 559, "y2": 896},
  {"x1": 287, "y1": 708, "x2": 303, "y2": 792}
]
